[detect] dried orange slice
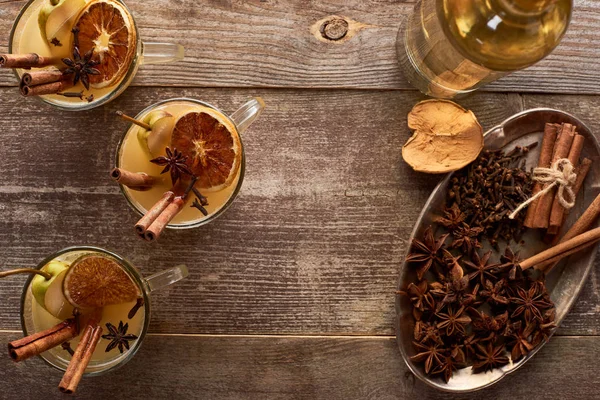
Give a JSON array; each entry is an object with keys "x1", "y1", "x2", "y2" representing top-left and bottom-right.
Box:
[
  {"x1": 171, "y1": 110, "x2": 242, "y2": 192},
  {"x1": 63, "y1": 254, "x2": 140, "y2": 309},
  {"x1": 73, "y1": 0, "x2": 136, "y2": 89}
]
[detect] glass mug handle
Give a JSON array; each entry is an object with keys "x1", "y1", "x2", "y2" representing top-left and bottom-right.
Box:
[
  {"x1": 144, "y1": 265, "x2": 189, "y2": 292},
  {"x1": 139, "y1": 42, "x2": 185, "y2": 65},
  {"x1": 230, "y1": 98, "x2": 266, "y2": 134}
]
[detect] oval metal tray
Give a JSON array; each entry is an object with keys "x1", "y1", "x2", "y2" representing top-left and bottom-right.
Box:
[{"x1": 395, "y1": 108, "x2": 600, "y2": 393}]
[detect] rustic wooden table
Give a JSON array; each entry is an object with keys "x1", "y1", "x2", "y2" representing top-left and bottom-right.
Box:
[{"x1": 1, "y1": 0, "x2": 600, "y2": 399}]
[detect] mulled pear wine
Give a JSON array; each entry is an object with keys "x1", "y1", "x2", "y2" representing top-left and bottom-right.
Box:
[
  {"x1": 5, "y1": 0, "x2": 184, "y2": 109},
  {"x1": 1, "y1": 247, "x2": 189, "y2": 394},
  {"x1": 6, "y1": 0, "x2": 138, "y2": 107},
  {"x1": 114, "y1": 98, "x2": 252, "y2": 241}
]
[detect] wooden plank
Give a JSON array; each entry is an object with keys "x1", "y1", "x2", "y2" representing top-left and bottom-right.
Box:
[
  {"x1": 1, "y1": 0, "x2": 599, "y2": 93},
  {"x1": 0, "y1": 333, "x2": 598, "y2": 399},
  {"x1": 0, "y1": 87, "x2": 521, "y2": 335},
  {"x1": 0, "y1": 88, "x2": 598, "y2": 336}
]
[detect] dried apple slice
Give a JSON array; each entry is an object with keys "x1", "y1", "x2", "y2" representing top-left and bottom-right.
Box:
[
  {"x1": 402, "y1": 100, "x2": 484, "y2": 174},
  {"x1": 72, "y1": 0, "x2": 136, "y2": 89},
  {"x1": 171, "y1": 110, "x2": 242, "y2": 192},
  {"x1": 63, "y1": 254, "x2": 140, "y2": 309}
]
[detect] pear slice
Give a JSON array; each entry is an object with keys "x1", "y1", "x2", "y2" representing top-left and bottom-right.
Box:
[
  {"x1": 137, "y1": 111, "x2": 175, "y2": 158},
  {"x1": 43, "y1": 0, "x2": 86, "y2": 45},
  {"x1": 44, "y1": 269, "x2": 75, "y2": 320},
  {"x1": 38, "y1": 0, "x2": 63, "y2": 44},
  {"x1": 31, "y1": 260, "x2": 69, "y2": 310}
]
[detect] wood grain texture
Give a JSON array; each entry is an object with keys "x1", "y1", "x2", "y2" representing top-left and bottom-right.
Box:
[
  {"x1": 1, "y1": 0, "x2": 599, "y2": 92},
  {"x1": 0, "y1": 334, "x2": 598, "y2": 399},
  {"x1": 0, "y1": 87, "x2": 597, "y2": 336}
]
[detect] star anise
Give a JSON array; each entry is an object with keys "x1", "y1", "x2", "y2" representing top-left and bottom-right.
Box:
[
  {"x1": 434, "y1": 203, "x2": 466, "y2": 231},
  {"x1": 409, "y1": 341, "x2": 445, "y2": 374},
  {"x1": 436, "y1": 305, "x2": 471, "y2": 336},
  {"x1": 470, "y1": 309, "x2": 508, "y2": 342},
  {"x1": 472, "y1": 343, "x2": 509, "y2": 373},
  {"x1": 451, "y1": 223, "x2": 483, "y2": 254},
  {"x1": 102, "y1": 321, "x2": 139, "y2": 353},
  {"x1": 430, "y1": 276, "x2": 469, "y2": 310},
  {"x1": 432, "y1": 355, "x2": 459, "y2": 382},
  {"x1": 506, "y1": 321, "x2": 536, "y2": 361},
  {"x1": 405, "y1": 226, "x2": 448, "y2": 280},
  {"x1": 497, "y1": 247, "x2": 523, "y2": 281},
  {"x1": 532, "y1": 309, "x2": 557, "y2": 346},
  {"x1": 462, "y1": 334, "x2": 481, "y2": 358},
  {"x1": 464, "y1": 250, "x2": 499, "y2": 285},
  {"x1": 398, "y1": 280, "x2": 435, "y2": 312},
  {"x1": 150, "y1": 147, "x2": 194, "y2": 185},
  {"x1": 528, "y1": 277, "x2": 552, "y2": 302},
  {"x1": 442, "y1": 249, "x2": 464, "y2": 281},
  {"x1": 414, "y1": 321, "x2": 442, "y2": 345},
  {"x1": 62, "y1": 28, "x2": 100, "y2": 90},
  {"x1": 480, "y1": 279, "x2": 509, "y2": 305},
  {"x1": 448, "y1": 342, "x2": 466, "y2": 364},
  {"x1": 461, "y1": 282, "x2": 482, "y2": 308},
  {"x1": 412, "y1": 305, "x2": 423, "y2": 323},
  {"x1": 510, "y1": 286, "x2": 553, "y2": 322}
]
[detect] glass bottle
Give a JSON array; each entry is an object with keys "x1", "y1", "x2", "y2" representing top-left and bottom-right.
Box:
[{"x1": 397, "y1": 0, "x2": 572, "y2": 98}]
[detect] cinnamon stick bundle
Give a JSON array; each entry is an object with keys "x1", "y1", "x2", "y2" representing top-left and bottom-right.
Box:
[
  {"x1": 21, "y1": 68, "x2": 63, "y2": 87},
  {"x1": 144, "y1": 197, "x2": 185, "y2": 242},
  {"x1": 8, "y1": 318, "x2": 78, "y2": 362},
  {"x1": 111, "y1": 168, "x2": 157, "y2": 191},
  {"x1": 20, "y1": 79, "x2": 74, "y2": 97},
  {"x1": 135, "y1": 191, "x2": 175, "y2": 235},
  {"x1": 0, "y1": 53, "x2": 54, "y2": 69},
  {"x1": 524, "y1": 123, "x2": 560, "y2": 228},
  {"x1": 532, "y1": 123, "x2": 576, "y2": 229},
  {"x1": 58, "y1": 323, "x2": 103, "y2": 394}
]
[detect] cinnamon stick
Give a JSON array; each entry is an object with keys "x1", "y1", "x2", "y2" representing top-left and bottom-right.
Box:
[
  {"x1": 0, "y1": 53, "x2": 54, "y2": 69},
  {"x1": 567, "y1": 158, "x2": 593, "y2": 214},
  {"x1": 20, "y1": 79, "x2": 74, "y2": 97},
  {"x1": 524, "y1": 123, "x2": 560, "y2": 228},
  {"x1": 8, "y1": 318, "x2": 78, "y2": 362},
  {"x1": 58, "y1": 324, "x2": 103, "y2": 394},
  {"x1": 21, "y1": 68, "x2": 63, "y2": 86},
  {"x1": 135, "y1": 191, "x2": 175, "y2": 235},
  {"x1": 547, "y1": 134, "x2": 586, "y2": 234},
  {"x1": 144, "y1": 197, "x2": 185, "y2": 242},
  {"x1": 539, "y1": 191, "x2": 600, "y2": 271},
  {"x1": 111, "y1": 168, "x2": 157, "y2": 191},
  {"x1": 520, "y1": 226, "x2": 600, "y2": 270},
  {"x1": 533, "y1": 124, "x2": 576, "y2": 229}
]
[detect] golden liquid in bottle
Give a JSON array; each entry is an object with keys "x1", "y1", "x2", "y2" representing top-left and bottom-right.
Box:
[{"x1": 398, "y1": 0, "x2": 571, "y2": 98}]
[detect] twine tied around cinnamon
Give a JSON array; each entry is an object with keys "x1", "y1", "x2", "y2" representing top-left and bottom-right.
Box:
[{"x1": 509, "y1": 158, "x2": 577, "y2": 220}]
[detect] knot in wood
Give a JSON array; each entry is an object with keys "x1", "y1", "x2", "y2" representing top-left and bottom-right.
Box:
[{"x1": 320, "y1": 17, "x2": 349, "y2": 41}]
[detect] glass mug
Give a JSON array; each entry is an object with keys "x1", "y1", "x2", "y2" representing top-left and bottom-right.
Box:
[
  {"x1": 115, "y1": 97, "x2": 265, "y2": 230},
  {"x1": 9, "y1": 0, "x2": 184, "y2": 110},
  {"x1": 19, "y1": 246, "x2": 188, "y2": 374}
]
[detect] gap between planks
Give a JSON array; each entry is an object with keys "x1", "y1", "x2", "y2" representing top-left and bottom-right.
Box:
[
  {"x1": 0, "y1": 330, "x2": 596, "y2": 340},
  {"x1": 2, "y1": 81, "x2": 600, "y2": 96},
  {"x1": 0, "y1": 329, "x2": 393, "y2": 339}
]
